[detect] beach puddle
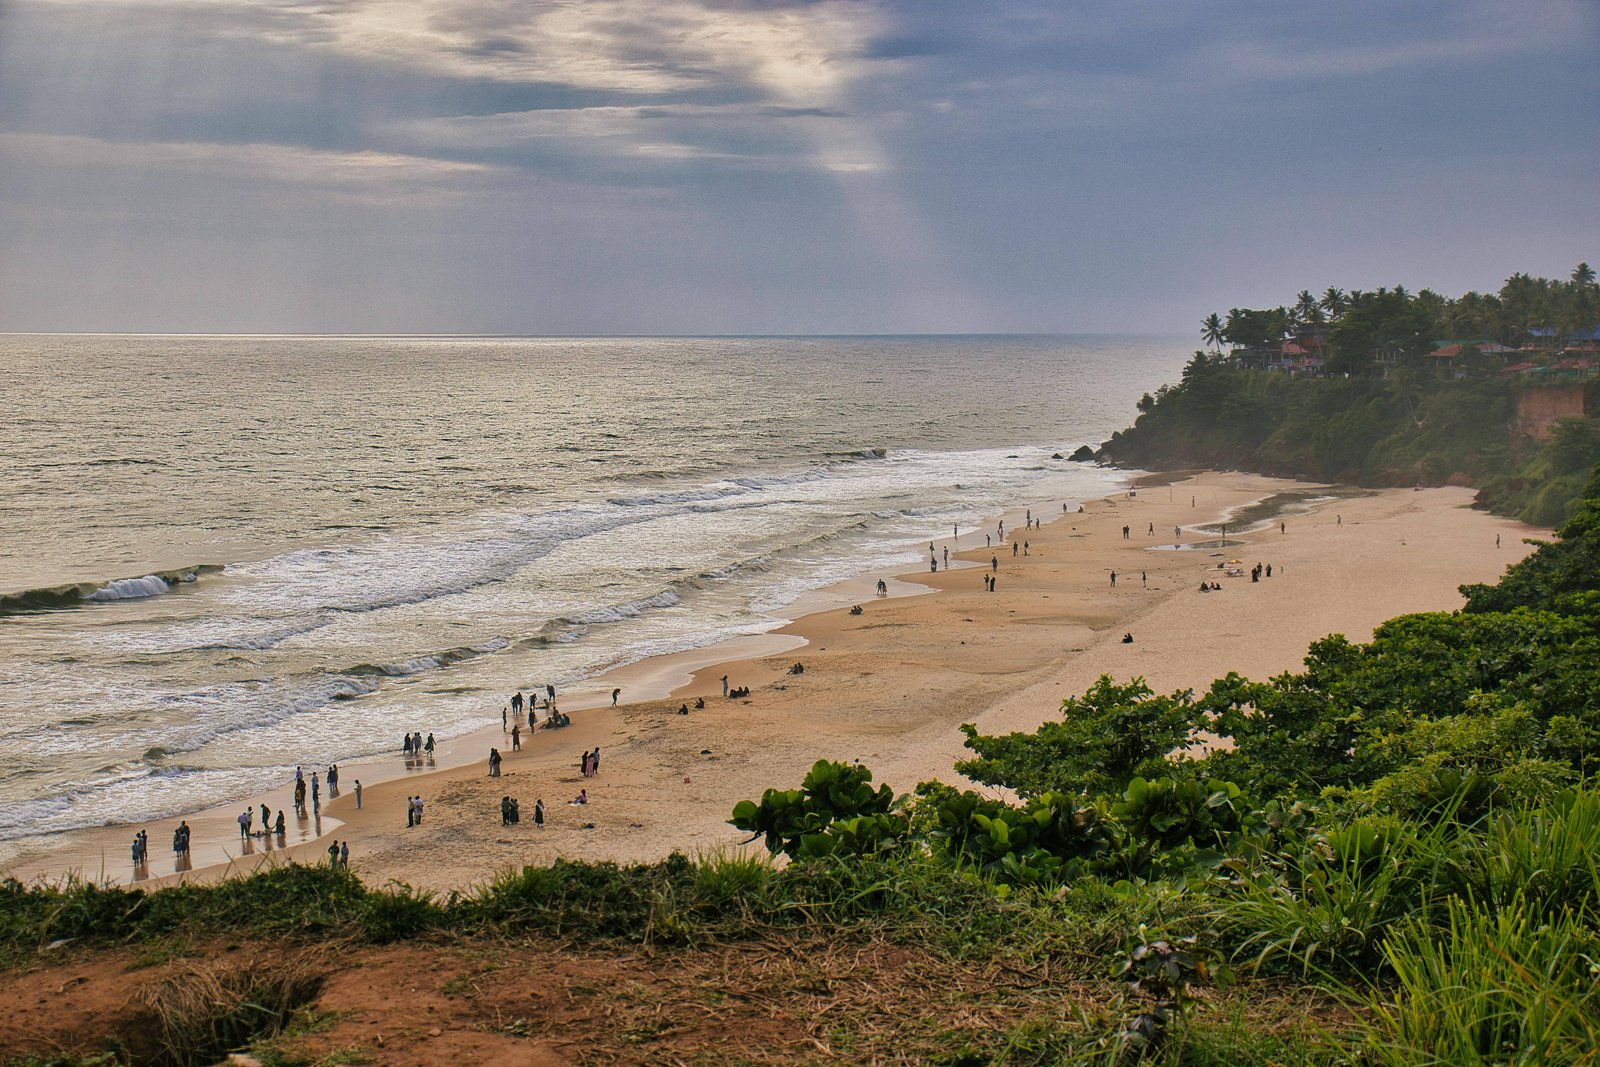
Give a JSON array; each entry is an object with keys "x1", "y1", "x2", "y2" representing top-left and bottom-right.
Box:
[{"x1": 1146, "y1": 539, "x2": 1247, "y2": 551}]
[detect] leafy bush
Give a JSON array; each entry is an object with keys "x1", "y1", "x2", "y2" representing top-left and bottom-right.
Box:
[
  {"x1": 956, "y1": 677, "x2": 1202, "y2": 798},
  {"x1": 729, "y1": 759, "x2": 906, "y2": 857}
]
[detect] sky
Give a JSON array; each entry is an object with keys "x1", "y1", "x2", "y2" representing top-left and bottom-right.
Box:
[{"x1": 0, "y1": 0, "x2": 1596, "y2": 335}]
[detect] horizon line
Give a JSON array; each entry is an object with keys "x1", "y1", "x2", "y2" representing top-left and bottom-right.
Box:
[{"x1": 0, "y1": 329, "x2": 1189, "y2": 341}]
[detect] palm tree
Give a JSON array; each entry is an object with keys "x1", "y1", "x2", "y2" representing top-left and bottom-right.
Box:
[
  {"x1": 1319, "y1": 287, "x2": 1348, "y2": 319},
  {"x1": 1201, "y1": 312, "x2": 1225, "y2": 352},
  {"x1": 1574, "y1": 262, "x2": 1597, "y2": 288},
  {"x1": 1293, "y1": 290, "x2": 1318, "y2": 328}
]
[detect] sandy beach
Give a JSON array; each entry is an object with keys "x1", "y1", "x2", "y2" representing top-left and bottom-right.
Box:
[{"x1": 5, "y1": 471, "x2": 1543, "y2": 893}]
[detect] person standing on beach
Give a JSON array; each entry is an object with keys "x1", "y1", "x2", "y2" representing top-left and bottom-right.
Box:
[
  {"x1": 354, "y1": 780, "x2": 362, "y2": 809},
  {"x1": 273, "y1": 811, "x2": 284, "y2": 836},
  {"x1": 329, "y1": 841, "x2": 339, "y2": 866},
  {"x1": 613, "y1": 688, "x2": 621, "y2": 706},
  {"x1": 407, "y1": 796, "x2": 415, "y2": 827},
  {"x1": 547, "y1": 683, "x2": 556, "y2": 703},
  {"x1": 1122, "y1": 525, "x2": 1129, "y2": 539},
  {"x1": 512, "y1": 691, "x2": 523, "y2": 716},
  {"x1": 511, "y1": 721, "x2": 521, "y2": 751},
  {"x1": 591, "y1": 747, "x2": 601, "y2": 776},
  {"x1": 415, "y1": 796, "x2": 424, "y2": 824},
  {"x1": 1110, "y1": 570, "x2": 1117, "y2": 586},
  {"x1": 1496, "y1": 534, "x2": 1501, "y2": 547},
  {"x1": 339, "y1": 841, "x2": 349, "y2": 867},
  {"x1": 1141, "y1": 571, "x2": 1147, "y2": 587},
  {"x1": 721, "y1": 675, "x2": 729, "y2": 697},
  {"x1": 534, "y1": 799, "x2": 545, "y2": 827},
  {"x1": 991, "y1": 555, "x2": 998, "y2": 573},
  {"x1": 943, "y1": 547, "x2": 949, "y2": 568}
]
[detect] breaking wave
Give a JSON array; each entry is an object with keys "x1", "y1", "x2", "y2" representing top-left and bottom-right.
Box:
[{"x1": 0, "y1": 564, "x2": 222, "y2": 615}]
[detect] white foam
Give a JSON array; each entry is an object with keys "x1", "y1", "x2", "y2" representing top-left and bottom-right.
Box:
[{"x1": 85, "y1": 574, "x2": 170, "y2": 601}]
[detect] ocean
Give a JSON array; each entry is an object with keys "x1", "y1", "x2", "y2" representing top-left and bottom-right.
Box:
[{"x1": 0, "y1": 334, "x2": 1188, "y2": 858}]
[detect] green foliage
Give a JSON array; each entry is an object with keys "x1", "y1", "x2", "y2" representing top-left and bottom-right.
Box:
[
  {"x1": 922, "y1": 785, "x2": 1119, "y2": 888},
  {"x1": 956, "y1": 677, "x2": 1202, "y2": 798},
  {"x1": 1354, "y1": 898, "x2": 1600, "y2": 1064},
  {"x1": 1196, "y1": 606, "x2": 1600, "y2": 800},
  {"x1": 1100, "y1": 331, "x2": 1599, "y2": 525},
  {"x1": 1114, "y1": 776, "x2": 1255, "y2": 855},
  {"x1": 1112, "y1": 928, "x2": 1235, "y2": 1060},
  {"x1": 728, "y1": 758, "x2": 906, "y2": 858},
  {"x1": 1463, "y1": 462, "x2": 1600, "y2": 614}
]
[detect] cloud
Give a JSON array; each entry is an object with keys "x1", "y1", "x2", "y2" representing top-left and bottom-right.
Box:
[{"x1": 0, "y1": 131, "x2": 499, "y2": 203}]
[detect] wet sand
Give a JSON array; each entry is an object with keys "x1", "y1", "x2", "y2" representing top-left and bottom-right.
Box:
[{"x1": 5, "y1": 472, "x2": 1543, "y2": 892}]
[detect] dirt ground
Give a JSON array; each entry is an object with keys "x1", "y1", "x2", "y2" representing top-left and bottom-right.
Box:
[{"x1": 0, "y1": 934, "x2": 1341, "y2": 1066}]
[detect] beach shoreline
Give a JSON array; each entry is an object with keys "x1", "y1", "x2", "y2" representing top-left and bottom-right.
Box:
[{"x1": 4, "y1": 471, "x2": 1544, "y2": 892}]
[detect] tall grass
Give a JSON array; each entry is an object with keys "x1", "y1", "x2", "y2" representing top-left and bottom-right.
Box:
[{"x1": 1353, "y1": 898, "x2": 1600, "y2": 1065}]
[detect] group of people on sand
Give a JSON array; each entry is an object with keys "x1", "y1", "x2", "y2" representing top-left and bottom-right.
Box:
[
  {"x1": 401, "y1": 732, "x2": 435, "y2": 758},
  {"x1": 500, "y1": 796, "x2": 546, "y2": 826},
  {"x1": 132, "y1": 820, "x2": 191, "y2": 869},
  {"x1": 292, "y1": 764, "x2": 339, "y2": 816},
  {"x1": 326, "y1": 839, "x2": 350, "y2": 867}
]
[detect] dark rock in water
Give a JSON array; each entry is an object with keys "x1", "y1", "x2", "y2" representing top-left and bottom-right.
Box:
[
  {"x1": 1069, "y1": 445, "x2": 1096, "y2": 462},
  {"x1": 1051, "y1": 452, "x2": 1064, "y2": 459}
]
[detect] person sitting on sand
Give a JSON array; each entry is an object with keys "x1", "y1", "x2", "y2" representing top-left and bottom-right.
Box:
[
  {"x1": 1122, "y1": 632, "x2": 1134, "y2": 643},
  {"x1": 694, "y1": 697, "x2": 705, "y2": 709},
  {"x1": 679, "y1": 703, "x2": 689, "y2": 715},
  {"x1": 849, "y1": 604, "x2": 863, "y2": 615},
  {"x1": 571, "y1": 789, "x2": 588, "y2": 805}
]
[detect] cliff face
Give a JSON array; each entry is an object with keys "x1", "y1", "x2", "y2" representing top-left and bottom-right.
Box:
[{"x1": 1516, "y1": 383, "x2": 1593, "y2": 440}]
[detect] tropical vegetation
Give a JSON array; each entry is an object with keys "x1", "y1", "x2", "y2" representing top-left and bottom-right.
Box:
[{"x1": 1099, "y1": 265, "x2": 1600, "y2": 525}]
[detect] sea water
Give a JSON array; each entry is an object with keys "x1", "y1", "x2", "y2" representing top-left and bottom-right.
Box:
[{"x1": 0, "y1": 334, "x2": 1187, "y2": 855}]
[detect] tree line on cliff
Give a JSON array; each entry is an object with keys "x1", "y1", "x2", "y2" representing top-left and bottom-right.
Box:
[{"x1": 1097, "y1": 267, "x2": 1600, "y2": 526}]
